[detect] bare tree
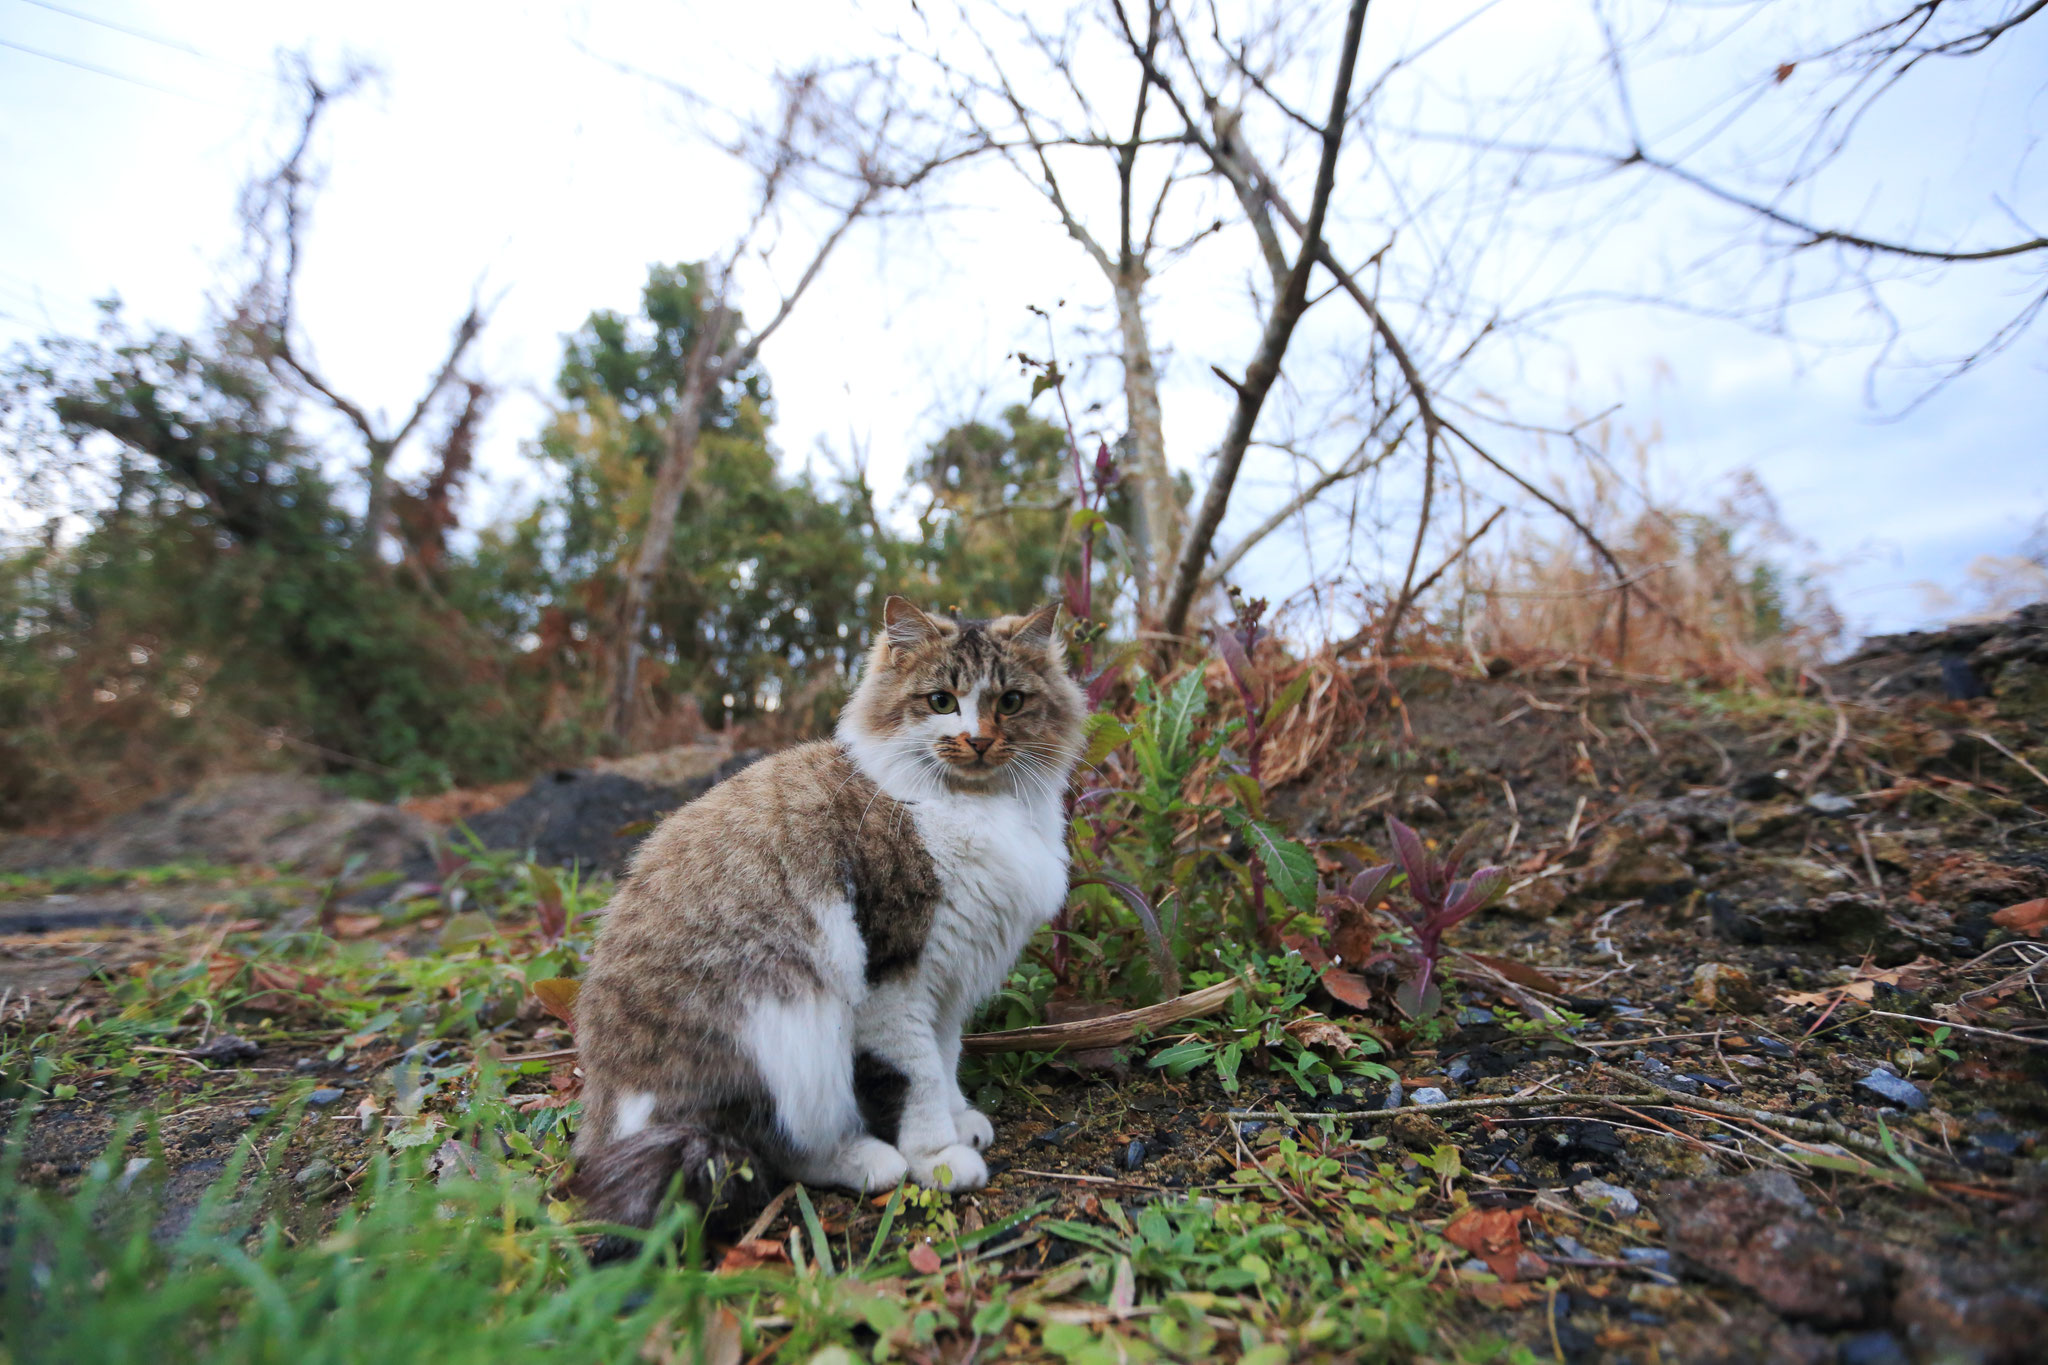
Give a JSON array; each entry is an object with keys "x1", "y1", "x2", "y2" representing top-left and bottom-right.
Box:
[
  {"x1": 235, "y1": 59, "x2": 486, "y2": 568},
  {"x1": 603, "y1": 64, "x2": 982, "y2": 739}
]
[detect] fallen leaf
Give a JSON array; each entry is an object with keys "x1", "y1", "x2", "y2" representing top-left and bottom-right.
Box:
[
  {"x1": 908, "y1": 1241, "x2": 943, "y2": 1275},
  {"x1": 531, "y1": 978, "x2": 580, "y2": 1028},
  {"x1": 1284, "y1": 1017, "x2": 1357, "y2": 1054},
  {"x1": 1774, "y1": 61, "x2": 1796, "y2": 83},
  {"x1": 1779, "y1": 981, "x2": 1875, "y2": 1008},
  {"x1": 717, "y1": 1238, "x2": 788, "y2": 1273},
  {"x1": 330, "y1": 913, "x2": 384, "y2": 939},
  {"x1": 1445, "y1": 1205, "x2": 1542, "y2": 1281},
  {"x1": 1283, "y1": 933, "x2": 1331, "y2": 969},
  {"x1": 1992, "y1": 898, "x2": 2048, "y2": 937},
  {"x1": 1320, "y1": 968, "x2": 1374, "y2": 1011},
  {"x1": 1468, "y1": 1280, "x2": 1543, "y2": 1308}
]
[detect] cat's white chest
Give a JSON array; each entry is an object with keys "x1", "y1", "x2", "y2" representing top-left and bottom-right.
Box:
[{"x1": 909, "y1": 791, "x2": 1068, "y2": 1003}]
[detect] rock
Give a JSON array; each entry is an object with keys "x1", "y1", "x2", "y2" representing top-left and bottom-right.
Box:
[
  {"x1": 1410, "y1": 1087, "x2": 1450, "y2": 1106},
  {"x1": 187, "y1": 1034, "x2": 261, "y2": 1065},
  {"x1": 1656, "y1": 1171, "x2": 1890, "y2": 1327},
  {"x1": 1387, "y1": 1111, "x2": 1445, "y2": 1148},
  {"x1": 1712, "y1": 891, "x2": 1889, "y2": 946},
  {"x1": 1805, "y1": 792, "x2": 1857, "y2": 816},
  {"x1": 307, "y1": 1087, "x2": 346, "y2": 1106},
  {"x1": 1733, "y1": 800, "x2": 1805, "y2": 844},
  {"x1": 1502, "y1": 874, "x2": 1569, "y2": 920},
  {"x1": 1689, "y1": 963, "x2": 1766, "y2": 1014},
  {"x1": 1578, "y1": 828, "x2": 1695, "y2": 902},
  {"x1": 1574, "y1": 1178, "x2": 1639, "y2": 1216},
  {"x1": 1380, "y1": 1080, "x2": 1405, "y2": 1110},
  {"x1": 1120, "y1": 1139, "x2": 1148, "y2": 1171},
  {"x1": 294, "y1": 1158, "x2": 341, "y2": 1199},
  {"x1": 1621, "y1": 1247, "x2": 1674, "y2": 1277},
  {"x1": 1891, "y1": 1256, "x2": 2048, "y2": 1365},
  {"x1": 245, "y1": 1106, "x2": 270, "y2": 1118},
  {"x1": 1836, "y1": 1332, "x2": 1911, "y2": 1365},
  {"x1": 1855, "y1": 1068, "x2": 1929, "y2": 1111}
]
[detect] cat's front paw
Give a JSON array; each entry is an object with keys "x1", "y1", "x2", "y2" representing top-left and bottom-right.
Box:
[
  {"x1": 953, "y1": 1107, "x2": 995, "y2": 1151},
  {"x1": 905, "y1": 1143, "x2": 988, "y2": 1191}
]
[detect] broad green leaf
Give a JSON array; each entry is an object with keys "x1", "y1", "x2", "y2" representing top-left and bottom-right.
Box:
[
  {"x1": 1267, "y1": 669, "x2": 1314, "y2": 722},
  {"x1": 1154, "y1": 670, "x2": 1209, "y2": 770},
  {"x1": 1067, "y1": 506, "x2": 1109, "y2": 538},
  {"x1": 1221, "y1": 772, "x2": 1264, "y2": 819},
  {"x1": 1081, "y1": 712, "x2": 1130, "y2": 768},
  {"x1": 1227, "y1": 811, "x2": 1319, "y2": 912}
]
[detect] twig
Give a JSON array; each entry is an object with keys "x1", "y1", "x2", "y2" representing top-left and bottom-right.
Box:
[
  {"x1": 961, "y1": 976, "x2": 1245, "y2": 1054},
  {"x1": 741, "y1": 1184, "x2": 797, "y2": 1244},
  {"x1": 1798, "y1": 669, "x2": 1851, "y2": 794},
  {"x1": 1864, "y1": 1009, "x2": 2048, "y2": 1048},
  {"x1": 1970, "y1": 729, "x2": 2048, "y2": 794}
]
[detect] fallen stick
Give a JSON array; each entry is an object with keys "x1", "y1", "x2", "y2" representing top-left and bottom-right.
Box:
[{"x1": 960, "y1": 976, "x2": 1246, "y2": 1055}]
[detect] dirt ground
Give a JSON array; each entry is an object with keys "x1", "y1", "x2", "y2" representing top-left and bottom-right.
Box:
[{"x1": 4, "y1": 607, "x2": 2045, "y2": 1363}]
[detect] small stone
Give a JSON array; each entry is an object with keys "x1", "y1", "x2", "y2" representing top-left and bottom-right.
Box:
[
  {"x1": 1657, "y1": 1171, "x2": 1885, "y2": 1328},
  {"x1": 1387, "y1": 1111, "x2": 1445, "y2": 1148},
  {"x1": 1455, "y1": 1006, "x2": 1494, "y2": 1026},
  {"x1": 1836, "y1": 1331, "x2": 1911, "y2": 1365},
  {"x1": 1446, "y1": 1057, "x2": 1475, "y2": 1086},
  {"x1": 1805, "y1": 792, "x2": 1857, "y2": 816},
  {"x1": 187, "y1": 1034, "x2": 261, "y2": 1065},
  {"x1": 1732, "y1": 799, "x2": 1804, "y2": 843},
  {"x1": 1627, "y1": 1283, "x2": 1684, "y2": 1312},
  {"x1": 1380, "y1": 1081, "x2": 1405, "y2": 1110},
  {"x1": 308, "y1": 1087, "x2": 346, "y2": 1106},
  {"x1": 294, "y1": 1158, "x2": 341, "y2": 1198},
  {"x1": 1756, "y1": 1037, "x2": 1794, "y2": 1059},
  {"x1": 1689, "y1": 963, "x2": 1766, "y2": 1013},
  {"x1": 244, "y1": 1106, "x2": 270, "y2": 1118},
  {"x1": 1234, "y1": 1121, "x2": 1264, "y2": 1140},
  {"x1": 1120, "y1": 1139, "x2": 1148, "y2": 1171},
  {"x1": 1410, "y1": 1087, "x2": 1450, "y2": 1107},
  {"x1": 1621, "y1": 1247, "x2": 1673, "y2": 1276},
  {"x1": 1856, "y1": 1068, "x2": 1928, "y2": 1111},
  {"x1": 294, "y1": 1058, "x2": 324, "y2": 1072},
  {"x1": 1031, "y1": 1121, "x2": 1081, "y2": 1147},
  {"x1": 1575, "y1": 1178, "x2": 1639, "y2": 1216}
]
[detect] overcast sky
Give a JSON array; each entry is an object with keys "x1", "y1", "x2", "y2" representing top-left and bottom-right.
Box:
[{"x1": 3, "y1": 0, "x2": 2043, "y2": 643}]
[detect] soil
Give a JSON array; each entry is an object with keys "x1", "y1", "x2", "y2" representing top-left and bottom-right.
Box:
[{"x1": 5, "y1": 607, "x2": 2046, "y2": 1364}]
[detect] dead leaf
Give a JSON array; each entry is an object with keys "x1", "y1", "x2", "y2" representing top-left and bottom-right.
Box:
[
  {"x1": 1445, "y1": 1205, "x2": 1543, "y2": 1281},
  {"x1": 908, "y1": 1241, "x2": 943, "y2": 1275},
  {"x1": 1779, "y1": 981, "x2": 1874, "y2": 1008},
  {"x1": 1774, "y1": 61, "x2": 1796, "y2": 84},
  {"x1": 1993, "y1": 898, "x2": 2048, "y2": 937},
  {"x1": 1320, "y1": 968, "x2": 1374, "y2": 1011},
  {"x1": 531, "y1": 978, "x2": 580, "y2": 1028},
  {"x1": 1284, "y1": 1017, "x2": 1358, "y2": 1055},
  {"x1": 1468, "y1": 1280, "x2": 1543, "y2": 1308},
  {"x1": 330, "y1": 913, "x2": 384, "y2": 939},
  {"x1": 717, "y1": 1238, "x2": 789, "y2": 1273}
]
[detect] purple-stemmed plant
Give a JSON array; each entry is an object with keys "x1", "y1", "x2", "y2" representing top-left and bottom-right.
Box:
[{"x1": 1342, "y1": 815, "x2": 1510, "y2": 1018}]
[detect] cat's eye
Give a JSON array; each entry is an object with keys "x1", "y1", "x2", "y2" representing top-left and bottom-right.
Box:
[
  {"x1": 996, "y1": 690, "x2": 1025, "y2": 715},
  {"x1": 927, "y1": 691, "x2": 958, "y2": 714}
]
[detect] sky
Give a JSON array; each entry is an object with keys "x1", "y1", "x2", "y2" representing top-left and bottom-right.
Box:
[{"x1": 2, "y1": 0, "x2": 2044, "y2": 644}]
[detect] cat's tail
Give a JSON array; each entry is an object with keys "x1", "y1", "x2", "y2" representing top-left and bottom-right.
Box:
[{"x1": 570, "y1": 1123, "x2": 775, "y2": 1261}]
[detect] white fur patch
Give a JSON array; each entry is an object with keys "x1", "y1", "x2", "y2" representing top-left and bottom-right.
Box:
[
  {"x1": 741, "y1": 983, "x2": 860, "y2": 1156},
  {"x1": 614, "y1": 1091, "x2": 656, "y2": 1140}
]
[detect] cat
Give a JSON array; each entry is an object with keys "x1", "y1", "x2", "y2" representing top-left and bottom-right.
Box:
[{"x1": 569, "y1": 597, "x2": 1087, "y2": 1239}]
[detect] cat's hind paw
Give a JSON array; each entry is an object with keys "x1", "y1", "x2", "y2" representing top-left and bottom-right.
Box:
[
  {"x1": 954, "y1": 1107, "x2": 995, "y2": 1151},
  {"x1": 906, "y1": 1143, "x2": 988, "y2": 1191},
  {"x1": 808, "y1": 1136, "x2": 907, "y2": 1194}
]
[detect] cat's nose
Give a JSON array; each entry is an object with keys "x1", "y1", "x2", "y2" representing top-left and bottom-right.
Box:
[{"x1": 965, "y1": 736, "x2": 993, "y2": 755}]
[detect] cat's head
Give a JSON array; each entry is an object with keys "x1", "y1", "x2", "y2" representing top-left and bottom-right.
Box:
[{"x1": 840, "y1": 596, "x2": 1088, "y2": 798}]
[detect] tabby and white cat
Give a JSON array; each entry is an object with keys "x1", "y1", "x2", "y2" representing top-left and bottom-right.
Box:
[{"x1": 570, "y1": 597, "x2": 1086, "y2": 1236}]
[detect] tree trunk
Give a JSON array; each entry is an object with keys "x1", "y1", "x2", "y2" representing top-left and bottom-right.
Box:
[
  {"x1": 360, "y1": 438, "x2": 395, "y2": 567},
  {"x1": 1112, "y1": 273, "x2": 1175, "y2": 619},
  {"x1": 605, "y1": 317, "x2": 725, "y2": 741}
]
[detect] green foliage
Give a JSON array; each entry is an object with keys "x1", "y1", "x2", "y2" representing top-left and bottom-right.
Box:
[{"x1": 1147, "y1": 951, "x2": 1395, "y2": 1097}]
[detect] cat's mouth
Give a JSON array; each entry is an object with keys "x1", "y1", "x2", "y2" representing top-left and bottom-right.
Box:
[{"x1": 937, "y1": 743, "x2": 1007, "y2": 777}]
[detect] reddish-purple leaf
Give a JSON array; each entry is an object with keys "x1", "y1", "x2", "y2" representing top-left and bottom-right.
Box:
[
  {"x1": 1348, "y1": 862, "x2": 1397, "y2": 908},
  {"x1": 1385, "y1": 816, "x2": 1435, "y2": 906}
]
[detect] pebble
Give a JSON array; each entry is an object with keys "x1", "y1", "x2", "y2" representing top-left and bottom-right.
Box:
[
  {"x1": 245, "y1": 1106, "x2": 270, "y2": 1118},
  {"x1": 1455, "y1": 1006, "x2": 1494, "y2": 1026},
  {"x1": 1856, "y1": 1068, "x2": 1929, "y2": 1112},
  {"x1": 294, "y1": 1058, "x2": 324, "y2": 1072},
  {"x1": 1756, "y1": 1037, "x2": 1794, "y2": 1059},
  {"x1": 187, "y1": 1034, "x2": 261, "y2": 1065},
  {"x1": 1621, "y1": 1247, "x2": 1674, "y2": 1276},
  {"x1": 1410, "y1": 1087, "x2": 1450, "y2": 1107},
  {"x1": 1574, "y1": 1178, "x2": 1640, "y2": 1217},
  {"x1": 1446, "y1": 1057, "x2": 1475, "y2": 1086},
  {"x1": 308, "y1": 1088, "x2": 346, "y2": 1106},
  {"x1": 1235, "y1": 1121, "x2": 1265, "y2": 1139},
  {"x1": 1806, "y1": 792, "x2": 1857, "y2": 815},
  {"x1": 1380, "y1": 1081, "x2": 1405, "y2": 1110},
  {"x1": 1836, "y1": 1331, "x2": 1911, "y2": 1365},
  {"x1": 1120, "y1": 1139, "x2": 1148, "y2": 1171},
  {"x1": 1031, "y1": 1122, "x2": 1081, "y2": 1148}
]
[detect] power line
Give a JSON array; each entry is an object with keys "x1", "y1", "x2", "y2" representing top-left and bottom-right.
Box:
[
  {"x1": 15, "y1": 0, "x2": 264, "y2": 76},
  {"x1": 0, "y1": 34, "x2": 209, "y2": 101},
  {"x1": 17, "y1": 0, "x2": 206, "y2": 59}
]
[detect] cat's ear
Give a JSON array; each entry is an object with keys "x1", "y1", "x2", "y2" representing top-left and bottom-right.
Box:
[
  {"x1": 1006, "y1": 601, "x2": 1063, "y2": 654},
  {"x1": 881, "y1": 596, "x2": 946, "y2": 653}
]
